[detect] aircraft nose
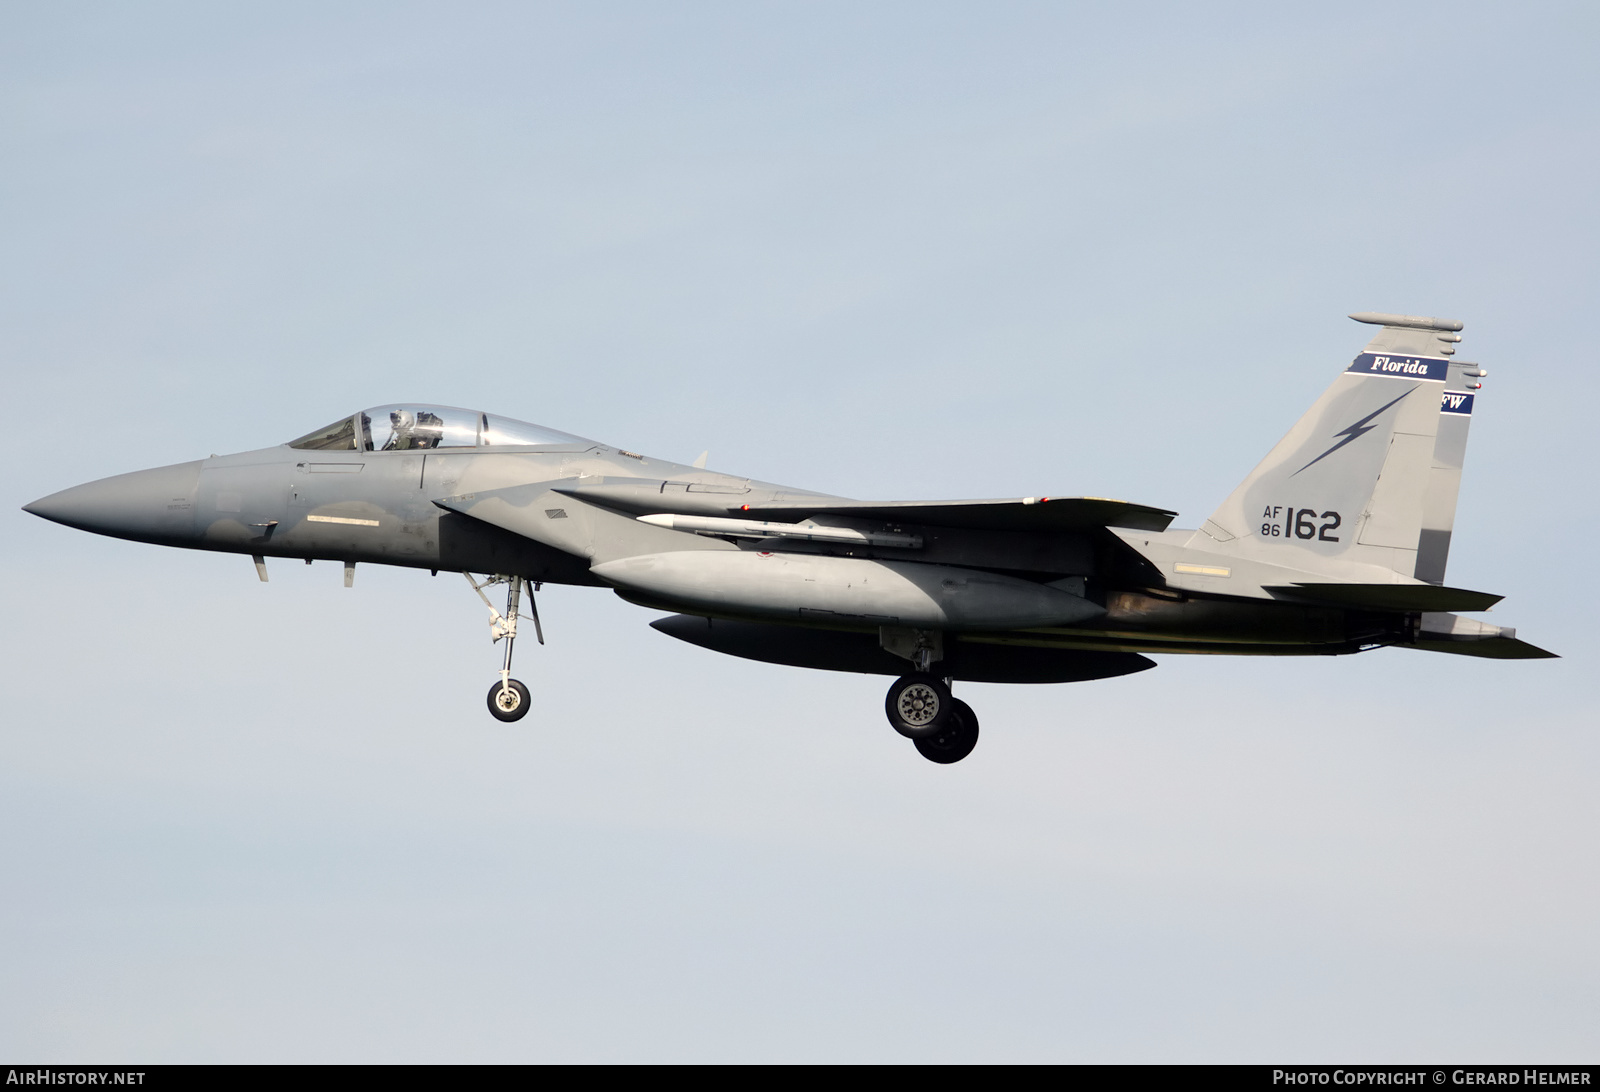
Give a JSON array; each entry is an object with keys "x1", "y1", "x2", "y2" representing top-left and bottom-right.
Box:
[{"x1": 24, "y1": 460, "x2": 203, "y2": 545}]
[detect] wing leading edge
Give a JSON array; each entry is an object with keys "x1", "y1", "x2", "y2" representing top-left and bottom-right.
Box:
[{"x1": 743, "y1": 497, "x2": 1177, "y2": 533}]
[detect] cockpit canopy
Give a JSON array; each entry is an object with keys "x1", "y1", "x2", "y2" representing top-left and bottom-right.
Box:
[{"x1": 288, "y1": 405, "x2": 595, "y2": 452}]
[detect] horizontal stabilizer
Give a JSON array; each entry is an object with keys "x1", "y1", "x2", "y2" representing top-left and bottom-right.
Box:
[
  {"x1": 1264, "y1": 582, "x2": 1503, "y2": 612},
  {"x1": 745, "y1": 496, "x2": 1176, "y2": 532},
  {"x1": 1405, "y1": 636, "x2": 1559, "y2": 659}
]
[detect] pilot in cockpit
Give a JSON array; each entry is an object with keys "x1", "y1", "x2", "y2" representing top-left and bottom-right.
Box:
[
  {"x1": 389, "y1": 409, "x2": 418, "y2": 449},
  {"x1": 386, "y1": 409, "x2": 446, "y2": 450}
]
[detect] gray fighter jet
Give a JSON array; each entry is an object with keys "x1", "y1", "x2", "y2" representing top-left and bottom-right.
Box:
[{"x1": 25, "y1": 312, "x2": 1553, "y2": 763}]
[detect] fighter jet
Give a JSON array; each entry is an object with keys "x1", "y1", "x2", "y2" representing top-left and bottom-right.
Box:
[{"x1": 24, "y1": 312, "x2": 1553, "y2": 763}]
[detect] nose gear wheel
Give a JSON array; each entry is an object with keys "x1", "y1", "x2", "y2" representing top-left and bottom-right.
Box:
[{"x1": 487, "y1": 678, "x2": 532, "y2": 721}]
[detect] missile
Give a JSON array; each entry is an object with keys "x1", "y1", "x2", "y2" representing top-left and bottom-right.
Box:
[{"x1": 636, "y1": 512, "x2": 923, "y2": 549}]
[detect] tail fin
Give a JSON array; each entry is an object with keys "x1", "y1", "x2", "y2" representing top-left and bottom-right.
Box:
[
  {"x1": 1415, "y1": 355, "x2": 1486, "y2": 584},
  {"x1": 1194, "y1": 312, "x2": 1473, "y2": 579}
]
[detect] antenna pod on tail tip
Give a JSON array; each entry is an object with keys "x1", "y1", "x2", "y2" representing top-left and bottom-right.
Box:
[{"x1": 1349, "y1": 312, "x2": 1464, "y2": 332}]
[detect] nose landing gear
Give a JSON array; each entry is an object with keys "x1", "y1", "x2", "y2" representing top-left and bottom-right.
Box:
[
  {"x1": 487, "y1": 678, "x2": 532, "y2": 721},
  {"x1": 466, "y1": 573, "x2": 542, "y2": 723}
]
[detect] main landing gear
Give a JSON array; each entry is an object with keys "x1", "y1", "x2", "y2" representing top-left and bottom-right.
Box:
[
  {"x1": 466, "y1": 573, "x2": 542, "y2": 723},
  {"x1": 880, "y1": 628, "x2": 979, "y2": 764},
  {"x1": 913, "y1": 699, "x2": 979, "y2": 765},
  {"x1": 885, "y1": 673, "x2": 952, "y2": 737},
  {"x1": 884, "y1": 674, "x2": 980, "y2": 763}
]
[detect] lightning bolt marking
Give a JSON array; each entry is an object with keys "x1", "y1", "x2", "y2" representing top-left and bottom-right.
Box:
[{"x1": 1292, "y1": 388, "x2": 1414, "y2": 476}]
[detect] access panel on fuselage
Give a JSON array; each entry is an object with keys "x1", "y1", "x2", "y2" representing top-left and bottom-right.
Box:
[
  {"x1": 281, "y1": 452, "x2": 434, "y2": 561},
  {"x1": 197, "y1": 457, "x2": 290, "y2": 550}
]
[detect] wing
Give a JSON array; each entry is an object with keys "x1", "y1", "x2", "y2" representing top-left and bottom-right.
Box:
[{"x1": 741, "y1": 496, "x2": 1177, "y2": 533}]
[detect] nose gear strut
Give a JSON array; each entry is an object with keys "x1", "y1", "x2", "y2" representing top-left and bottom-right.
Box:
[{"x1": 465, "y1": 573, "x2": 542, "y2": 722}]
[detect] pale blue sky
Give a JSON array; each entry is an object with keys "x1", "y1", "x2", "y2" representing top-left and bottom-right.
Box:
[{"x1": 3, "y1": 1, "x2": 1596, "y2": 1061}]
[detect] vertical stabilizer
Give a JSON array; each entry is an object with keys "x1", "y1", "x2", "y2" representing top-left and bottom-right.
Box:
[
  {"x1": 1194, "y1": 313, "x2": 1466, "y2": 579},
  {"x1": 1415, "y1": 358, "x2": 1485, "y2": 584}
]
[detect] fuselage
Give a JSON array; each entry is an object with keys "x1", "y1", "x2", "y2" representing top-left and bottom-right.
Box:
[
  {"x1": 24, "y1": 416, "x2": 1398, "y2": 663},
  {"x1": 26, "y1": 312, "x2": 1550, "y2": 763}
]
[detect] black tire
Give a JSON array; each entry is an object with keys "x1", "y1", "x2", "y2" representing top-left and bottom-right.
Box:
[
  {"x1": 486, "y1": 679, "x2": 532, "y2": 722},
  {"x1": 885, "y1": 673, "x2": 952, "y2": 739},
  {"x1": 913, "y1": 699, "x2": 979, "y2": 764}
]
